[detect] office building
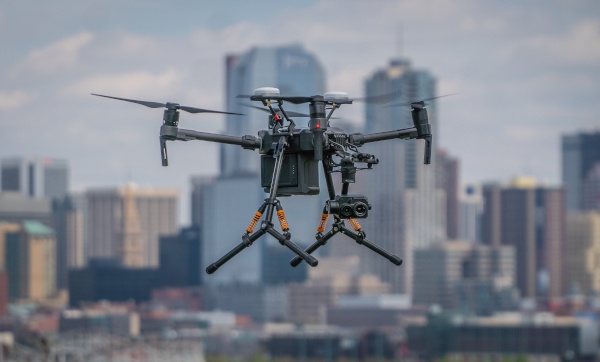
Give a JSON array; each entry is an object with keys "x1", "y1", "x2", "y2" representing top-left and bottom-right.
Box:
[
  {"x1": 158, "y1": 225, "x2": 201, "y2": 287},
  {"x1": 287, "y1": 258, "x2": 391, "y2": 324},
  {"x1": 438, "y1": 149, "x2": 460, "y2": 240},
  {"x1": 86, "y1": 184, "x2": 178, "y2": 268},
  {"x1": 52, "y1": 194, "x2": 85, "y2": 290},
  {"x1": 1, "y1": 157, "x2": 68, "y2": 199},
  {"x1": 562, "y1": 130, "x2": 600, "y2": 211},
  {"x1": 68, "y1": 260, "x2": 159, "y2": 307},
  {"x1": 413, "y1": 241, "x2": 517, "y2": 313},
  {"x1": 204, "y1": 283, "x2": 288, "y2": 323},
  {"x1": 459, "y1": 183, "x2": 483, "y2": 243},
  {"x1": 407, "y1": 313, "x2": 598, "y2": 361},
  {"x1": 481, "y1": 177, "x2": 566, "y2": 299},
  {"x1": 0, "y1": 272, "x2": 7, "y2": 316},
  {"x1": 582, "y1": 163, "x2": 600, "y2": 210},
  {"x1": 0, "y1": 222, "x2": 20, "y2": 271},
  {"x1": 565, "y1": 212, "x2": 600, "y2": 296},
  {"x1": 361, "y1": 58, "x2": 443, "y2": 294},
  {"x1": 0, "y1": 191, "x2": 52, "y2": 225},
  {"x1": 5, "y1": 220, "x2": 56, "y2": 301}
]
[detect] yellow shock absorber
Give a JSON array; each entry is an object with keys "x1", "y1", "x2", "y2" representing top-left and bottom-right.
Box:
[
  {"x1": 317, "y1": 213, "x2": 329, "y2": 233},
  {"x1": 246, "y1": 211, "x2": 262, "y2": 233},
  {"x1": 348, "y1": 218, "x2": 362, "y2": 232},
  {"x1": 277, "y1": 209, "x2": 289, "y2": 231}
]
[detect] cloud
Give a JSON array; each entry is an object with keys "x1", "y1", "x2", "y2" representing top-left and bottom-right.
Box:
[
  {"x1": 0, "y1": 90, "x2": 36, "y2": 110},
  {"x1": 8, "y1": 32, "x2": 94, "y2": 78},
  {"x1": 509, "y1": 20, "x2": 600, "y2": 67},
  {"x1": 61, "y1": 69, "x2": 183, "y2": 99}
]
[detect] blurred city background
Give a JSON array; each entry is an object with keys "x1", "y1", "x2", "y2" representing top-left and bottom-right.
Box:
[{"x1": 1, "y1": 1, "x2": 599, "y2": 361}]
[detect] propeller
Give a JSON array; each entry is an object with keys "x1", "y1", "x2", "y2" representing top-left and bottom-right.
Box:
[
  {"x1": 385, "y1": 93, "x2": 458, "y2": 108},
  {"x1": 91, "y1": 93, "x2": 243, "y2": 115},
  {"x1": 237, "y1": 89, "x2": 406, "y2": 106}
]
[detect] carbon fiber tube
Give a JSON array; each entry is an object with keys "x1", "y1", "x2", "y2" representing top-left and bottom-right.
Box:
[{"x1": 348, "y1": 127, "x2": 417, "y2": 146}]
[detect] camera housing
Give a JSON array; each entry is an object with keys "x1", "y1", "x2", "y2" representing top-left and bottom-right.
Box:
[{"x1": 326, "y1": 194, "x2": 371, "y2": 219}]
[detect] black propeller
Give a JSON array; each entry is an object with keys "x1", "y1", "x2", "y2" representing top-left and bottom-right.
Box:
[
  {"x1": 91, "y1": 93, "x2": 243, "y2": 115},
  {"x1": 237, "y1": 89, "x2": 405, "y2": 106},
  {"x1": 386, "y1": 93, "x2": 457, "y2": 108}
]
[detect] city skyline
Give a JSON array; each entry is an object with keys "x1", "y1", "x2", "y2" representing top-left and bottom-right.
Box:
[{"x1": 1, "y1": 1, "x2": 599, "y2": 225}]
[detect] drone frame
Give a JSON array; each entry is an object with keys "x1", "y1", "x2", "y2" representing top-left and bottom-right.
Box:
[{"x1": 92, "y1": 89, "x2": 434, "y2": 274}]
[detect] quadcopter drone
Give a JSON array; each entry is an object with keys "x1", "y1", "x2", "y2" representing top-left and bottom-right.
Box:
[{"x1": 92, "y1": 87, "x2": 433, "y2": 274}]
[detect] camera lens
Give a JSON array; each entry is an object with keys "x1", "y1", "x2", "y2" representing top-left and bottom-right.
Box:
[
  {"x1": 341, "y1": 205, "x2": 353, "y2": 217},
  {"x1": 353, "y1": 202, "x2": 368, "y2": 217}
]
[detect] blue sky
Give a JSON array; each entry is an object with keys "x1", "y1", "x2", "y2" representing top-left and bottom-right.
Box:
[{"x1": 1, "y1": 0, "x2": 599, "y2": 223}]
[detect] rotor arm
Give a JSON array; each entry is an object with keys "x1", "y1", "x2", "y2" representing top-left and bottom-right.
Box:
[
  {"x1": 160, "y1": 125, "x2": 260, "y2": 150},
  {"x1": 348, "y1": 127, "x2": 418, "y2": 146}
]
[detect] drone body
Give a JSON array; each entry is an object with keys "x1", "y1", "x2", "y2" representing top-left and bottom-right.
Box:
[{"x1": 92, "y1": 86, "x2": 434, "y2": 274}]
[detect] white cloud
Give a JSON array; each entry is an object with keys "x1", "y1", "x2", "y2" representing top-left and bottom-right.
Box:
[
  {"x1": 524, "y1": 20, "x2": 600, "y2": 65},
  {"x1": 0, "y1": 90, "x2": 36, "y2": 110},
  {"x1": 61, "y1": 69, "x2": 183, "y2": 99},
  {"x1": 8, "y1": 32, "x2": 94, "y2": 78}
]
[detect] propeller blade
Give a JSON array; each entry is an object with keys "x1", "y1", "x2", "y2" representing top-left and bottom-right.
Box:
[
  {"x1": 351, "y1": 90, "x2": 403, "y2": 104},
  {"x1": 91, "y1": 93, "x2": 165, "y2": 108},
  {"x1": 386, "y1": 93, "x2": 458, "y2": 107},
  {"x1": 92, "y1": 93, "x2": 242, "y2": 115},
  {"x1": 179, "y1": 105, "x2": 243, "y2": 116}
]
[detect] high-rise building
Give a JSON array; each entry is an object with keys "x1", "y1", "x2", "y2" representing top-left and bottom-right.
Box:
[
  {"x1": 86, "y1": 184, "x2": 178, "y2": 268},
  {"x1": 361, "y1": 58, "x2": 443, "y2": 294},
  {"x1": 459, "y1": 183, "x2": 483, "y2": 243},
  {"x1": 562, "y1": 131, "x2": 600, "y2": 211},
  {"x1": 5, "y1": 220, "x2": 56, "y2": 301},
  {"x1": 158, "y1": 225, "x2": 202, "y2": 287},
  {"x1": 52, "y1": 194, "x2": 86, "y2": 290},
  {"x1": 1, "y1": 157, "x2": 68, "y2": 199},
  {"x1": 0, "y1": 192, "x2": 52, "y2": 225},
  {"x1": 0, "y1": 271, "x2": 7, "y2": 316},
  {"x1": 481, "y1": 177, "x2": 566, "y2": 299},
  {"x1": 438, "y1": 149, "x2": 460, "y2": 239},
  {"x1": 413, "y1": 241, "x2": 516, "y2": 313},
  {"x1": 197, "y1": 44, "x2": 327, "y2": 285},
  {"x1": 565, "y1": 212, "x2": 600, "y2": 296},
  {"x1": 582, "y1": 163, "x2": 600, "y2": 211}
]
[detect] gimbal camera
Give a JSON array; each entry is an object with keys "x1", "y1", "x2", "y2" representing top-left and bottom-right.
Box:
[{"x1": 92, "y1": 87, "x2": 434, "y2": 273}]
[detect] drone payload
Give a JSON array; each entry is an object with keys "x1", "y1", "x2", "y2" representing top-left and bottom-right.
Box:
[{"x1": 92, "y1": 85, "x2": 436, "y2": 274}]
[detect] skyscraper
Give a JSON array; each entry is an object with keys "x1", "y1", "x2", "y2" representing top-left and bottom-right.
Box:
[
  {"x1": 197, "y1": 44, "x2": 327, "y2": 285},
  {"x1": 1, "y1": 157, "x2": 68, "y2": 199},
  {"x1": 458, "y1": 183, "x2": 483, "y2": 243},
  {"x1": 438, "y1": 149, "x2": 460, "y2": 240},
  {"x1": 86, "y1": 184, "x2": 178, "y2": 268},
  {"x1": 413, "y1": 241, "x2": 516, "y2": 313},
  {"x1": 5, "y1": 220, "x2": 56, "y2": 301},
  {"x1": 52, "y1": 194, "x2": 86, "y2": 290},
  {"x1": 565, "y1": 212, "x2": 600, "y2": 296},
  {"x1": 562, "y1": 131, "x2": 600, "y2": 211},
  {"x1": 481, "y1": 177, "x2": 566, "y2": 299},
  {"x1": 361, "y1": 58, "x2": 443, "y2": 294},
  {"x1": 582, "y1": 164, "x2": 600, "y2": 211}
]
